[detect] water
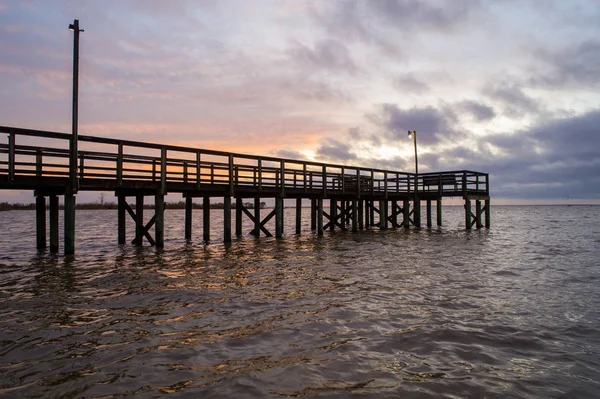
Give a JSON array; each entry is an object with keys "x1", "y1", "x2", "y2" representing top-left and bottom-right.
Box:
[{"x1": 0, "y1": 205, "x2": 599, "y2": 398}]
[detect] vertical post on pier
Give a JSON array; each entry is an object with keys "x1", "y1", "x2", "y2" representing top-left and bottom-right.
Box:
[
  {"x1": 203, "y1": 197, "x2": 210, "y2": 241},
  {"x1": 413, "y1": 197, "x2": 421, "y2": 228},
  {"x1": 253, "y1": 197, "x2": 261, "y2": 237},
  {"x1": 465, "y1": 199, "x2": 472, "y2": 230},
  {"x1": 340, "y1": 201, "x2": 346, "y2": 230},
  {"x1": 437, "y1": 199, "x2": 442, "y2": 226},
  {"x1": 134, "y1": 194, "x2": 144, "y2": 246},
  {"x1": 275, "y1": 197, "x2": 284, "y2": 238},
  {"x1": 390, "y1": 200, "x2": 397, "y2": 228},
  {"x1": 235, "y1": 197, "x2": 243, "y2": 236},
  {"x1": 379, "y1": 200, "x2": 387, "y2": 230},
  {"x1": 310, "y1": 198, "x2": 316, "y2": 231},
  {"x1": 364, "y1": 201, "x2": 369, "y2": 227},
  {"x1": 185, "y1": 196, "x2": 193, "y2": 240},
  {"x1": 369, "y1": 201, "x2": 375, "y2": 229},
  {"x1": 351, "y1": 200, "x2": 358, "y2": 232},
  {"x1": 223, "y1": 196, "x2": 232, "y2": 243},
  {"x1": 317, "y1": 198, "x2": 324, "y2": 235},
  {"x1": 403, "y1": 199, "x2": 410, "y2": 228},
  {"x1": 485, "y1": 199, "x2": 491, "y2": 228},
  {"x1": 117, "y1": 194, "x2": 126, "y2": 244},
  {"x1": 476, "y1": 200, "x2": 483, "y2": 229},
  {"x1": 426, "y1": 200, "x2": 432, "y2": 228},
  {"x1": 155, "y1": 193, "x2": 164, "y2": 248},
  {"x1": 295, "y1": 198, "x2": 302, "y2": 234},
  {"x1": 36, "y1": 194, "x2": 46, "y2": 250},
  {"x1": 330, "y1": 199, "x2": 337, "y2": 231},
  {"x1": 64, "y1": 193, "x2": 76, "y2": 254},
  {"x1": 49, "y1": 194, "x2": 59, "y2": 253},
  {"x1": 358, "y1": 200, "x2": 364, "y2": 230}
]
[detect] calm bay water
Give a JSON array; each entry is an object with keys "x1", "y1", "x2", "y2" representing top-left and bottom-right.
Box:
[{"x1": 0, "y1": 205, "x2": 599, "y2": 398}]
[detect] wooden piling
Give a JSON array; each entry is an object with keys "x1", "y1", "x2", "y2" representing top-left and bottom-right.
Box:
[
  {"x1": 414, "y1": 197, "x2": 421, "y2": 228},
  {"x1": 223, "y1": 196, "x2": 232, "y2": 242},
  {"x1": 485, "y1": 199, "x2": 491, "y2": 228},
  {"x1": 379, "y1": 200, "x2": 387, "y2": 230},
  {"x1": 134, "y1": 194, "x2": 144, "y2": 246},
  {"x1": 317, "y1": 198, "x2": 324, "y2": 235},
  {"x1": 340, "y1": 201, "x2": 346, "y2": 230},
  {"x1": 118, "y1": 194, "x2": 126, "y2": 245},
  {"x1": 437, "y1": 199, "x2": 442, "y2": 226},
  {"x1": 310, "y1": 198, "x2": 316, "y2": 230},
  {"x1": 295, "y1": 198, "x2": 302, "y2": 234},
  {"x1": 275, "y1": 197, "x2": 284, "y2": 238},
  {"x1": 36, "y1": 195, "x2": 46, "y2": 250},
  {"x1": 203, "y1": 197, "x2": 210, "y2": 241},
  {"x1": 330, "y1": 199, "x2": 336, "y2": 231},
  {"x1": 235, "y1": 197, "x2": 243, "y2": 236},
  {"x1": 253, "y1": 197, "x2": 261, "y2": 237},
  {"x1": 185, "y1": 196, "x2": 193, "y2": 240},
  {"x1": 369, "y1": 200, "x2": 375, "y2": 228},
  {"x1": 476, "y1": 200, "x2": 483, "y2": 229},
  {"x1": 426, "y1": 200, "x2": 432, "y2": 228},
  {"x1": 64, "y1": 193, "x2": 76, "y2": 255},
  {"x1": 352, "y1": 200, "x2": 358, "y2": 232},
  {"x1": 465, "y1": 199, "x2": 472, "y2": 230},
  {"x1": 358, "y1": 200, "x2": 364, "y2": 230},
  {"x1": 403, "y1": 199, "x2": 410, "y2": 228},
  {"x1": 155, "y1": 194, "x2": 165, "y2": 247},
  {"x1": 49, "y1": 194, "x2": 59, "y2": 253}
]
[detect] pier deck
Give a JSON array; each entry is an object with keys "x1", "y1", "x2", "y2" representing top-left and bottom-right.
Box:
[{"x1": 1, "y1": 126, "x2": 490, "y2": 254}]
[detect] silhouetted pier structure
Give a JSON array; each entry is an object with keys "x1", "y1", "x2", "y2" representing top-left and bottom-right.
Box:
[{"x1": 1, "y1": 126, "x2": 490, "y2": 254}]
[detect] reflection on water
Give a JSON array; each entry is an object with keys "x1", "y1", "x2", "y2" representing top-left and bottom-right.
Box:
[{"x1": 0, "y1": 206, "x2": 599, "y2": 397}]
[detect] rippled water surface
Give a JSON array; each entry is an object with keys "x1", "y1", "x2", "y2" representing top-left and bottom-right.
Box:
[{"x1": 1, "y1": 205, "x2": 599, "y2": 398}]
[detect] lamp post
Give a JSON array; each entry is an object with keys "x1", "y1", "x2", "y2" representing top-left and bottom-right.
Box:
[
  {"x1": 408, "y1": 130, "x2": 420, "y2": 227},
  {"x1": 68, "y1": 19, "x2": 83, "y2": 192},
  {"x1": 408, "y1": 130, "x2": 418, "y2": 192},
  {"x1": 65, "y1": 19, "x2": 83, "y2": 255}
]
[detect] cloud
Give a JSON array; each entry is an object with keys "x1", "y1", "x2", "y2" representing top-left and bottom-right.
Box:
[
  {"x1": 394, "y1": 73, "x2": 430, "y2": 93},
  {"x1": 368, "y1": 103, "x2": 461, "y2": 145},
  {"x1": 315, "y1": 140, "x2": 357, "y2": 163},
  {"x1": 287, "y1": 39, "x2": 358, "y2": 75},
  {"x1": 484, "y1": 82, "x2": 541, "y2": 118},
  {"x1": 458, "y1": 100, "x2": 496, "y2": 122},
  {"x1": 531, "y1": 40, "x2": 600, "y2": 89}
]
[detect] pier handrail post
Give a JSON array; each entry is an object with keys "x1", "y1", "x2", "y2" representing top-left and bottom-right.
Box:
[
  {"x1": 384, "y1": 171, "x2": 388, "y2": 198},
  {"x1": 8, "y1": 132, "x2": 15, "y2": 180},
  {"x1": 196, "y1": 151, "x2": 201, "y2": 187},
  {"x1": 303, "y1": 163, "x2": 307, "y2": 191},
  {"x1": 356, "y1": 169, "x2": 361, "y2": 198},
  {"x1": 160, "y1": 147, "x2": 167, "y2": 195},
  {"x1": 117, "y1": 141, "x2": 123, "y2": 186},
  {"x1": 280, "y1": 160, "x2": 285, "y2": 196},
  {"x1": 462, "y1": 172, "x2": 467, "y2": 197},
  {"x1": 258, "y1": 157, "x2": 262, "y2": 190},
  {"x1": 370, "y1": 169, "x2": 374, "y2": 195},
  {"x1": 322, "y1": 165, "x2": 327, "y2": 196},
  {"x1": 229, "y1": 154, "x2": 234, "y2": 196},
  {"x1": 36, "y1": 150, "x2": 42, "y2": 177},
  {"x1": 485, "y1": 173, "x2": 490, "y2": 195}
]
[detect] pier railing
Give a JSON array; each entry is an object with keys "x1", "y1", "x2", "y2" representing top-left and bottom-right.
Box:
[{"x1": 0, "y1": 126, "x2": 488, "y2": 197}]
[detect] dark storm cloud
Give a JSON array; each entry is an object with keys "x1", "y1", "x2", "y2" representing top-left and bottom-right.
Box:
[
  {"x1": 315, "y1": 140, "x2": 357, "y2": 163},
  {"x1": 367, "y1": 0, "x2": 481, "y2": 31},
  {"x1": 458, "y1": 100, "x2": 496, "y2": 122},
  {"x1": 369, "y1": 103, "x2": 462, "y2": 145},
  {"x1": 432, "y1": 110, "x2": 600, "y2": 199},
  {"x1": 532, "y1": 40, "x2": 600, "y2": 88},
  {"x1": 287, "y1": 39, "x2": 358, "y2": 74},
  {"x1": 394, "y1": 74, "x2": 430, "y2": 93},
  {"x1": 484, "y1": 82, "x2": 541, "y2": 118},
  {"x1": 274, "y1": 148, "x2": 304, "y2": 160}
]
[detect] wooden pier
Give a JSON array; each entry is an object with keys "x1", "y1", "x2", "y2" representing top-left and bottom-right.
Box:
[{"x1": 0, "y1": 126, "x2": 490, "y2": 254}]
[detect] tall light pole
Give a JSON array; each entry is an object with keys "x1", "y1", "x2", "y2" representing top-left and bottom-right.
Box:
[
  {"x1": 65, "y1": 19, "x2": 83, "y2": 255},
  {"x1": 69, "y1": 19, "x2": 83, "y2": 193},
  {"x1": 408, "y1": 130, "x2": 418, "y2": 192}
]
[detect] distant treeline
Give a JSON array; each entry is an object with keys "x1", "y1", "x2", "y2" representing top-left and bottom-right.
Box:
[{"x1": 0, "y1": 201, "x2": 266, "y2": 211}]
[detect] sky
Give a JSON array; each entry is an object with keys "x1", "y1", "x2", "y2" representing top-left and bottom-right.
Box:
[{"x1": 1, "y1": 0, "x2": 599, "y2": 204}]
